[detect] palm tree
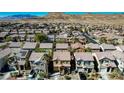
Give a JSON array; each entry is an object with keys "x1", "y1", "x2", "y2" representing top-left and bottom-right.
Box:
[
  {"x1": 99, "y1": 37, "x2": 107, "y2": 44},
  {"x1": 37, "y1": 71, "x2": 46, "y2": 80},
  {"x1": 13, "y1": 53, "x2": 21, "y2": 75},
  {"x1": 84, "y1": 47, "x2": 92, "y2": 52}
]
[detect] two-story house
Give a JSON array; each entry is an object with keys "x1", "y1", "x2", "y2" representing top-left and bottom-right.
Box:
[
  {"x1": 112, "y1": 50, "x2": 124, "y2": 73},
  {"x1": 22, "y1": 42, "x2": 37, "y2": 51},
  {"x1": 39, "y1": 43, "x2": 53, "y2": 53},
  {"x1": 74, "y1": 52, "x2": 94, "y2": 73},
  {"x1": 116, "y1": 45, "x2": 124, "y2": 52},
  {"x1": 85, "y1": 43, "x2": 101, "y2": 52},
  {"x1": 52, "y1": 51, "x2": 71, "y2": 72},
  {"x1": 0, "y1": 48, "x2": 11, "y2": 71},
  {"x1": 71, "y1": 42, "x2": 84, "y2": 52},
  {"x1": 9, "y1": 42, "x2": 22, "y2": 54},
  {"x1": 29, "y1": 52, "x2": 48, "y2": 73},
  {"x1": 100, "y1": 43, "x2": 116, "y2": 52},
  {"x1": 26, "y1": 34, "x2": 35, "y2": 42},
  {"x1": 93, "y1": 52, "x2": 117, "y2": 73},
  {"x1": 55, "y1": 43, "x2": 69, "y2": 52}
]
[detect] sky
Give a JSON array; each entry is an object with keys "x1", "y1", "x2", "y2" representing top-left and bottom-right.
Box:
[{"x1": 0, "y1": 12, "x2": 124, "y2": 17}]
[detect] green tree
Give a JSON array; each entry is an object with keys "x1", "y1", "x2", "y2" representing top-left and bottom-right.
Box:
[
  {"x1": 85, "y1": 47, "x2": 92, "y2": 52},
  {"x1": 37, "y1": 71, "x2": 47, "y2": 80},
  {"x1": 35, "y1": 33, "x2": 48, "y2": 42},
  {"x1": 99, "y1": 37, "x2": 107, "y2": 44},
  {"x1": 5, "y1": 36, "x2": 12, "y2": 42},
  {"x1": 122, "y1": 38, "x2": 124, "y2": 45},
  {"x1": 64, "y1": 75, "x2": 71, "y2": 80}
]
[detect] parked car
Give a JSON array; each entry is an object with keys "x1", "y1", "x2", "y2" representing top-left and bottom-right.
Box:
[
  {"x1": 28, "y1": 69, "x2": 38, "y2": 80},
  {"x1": 79, "y1": 72, "x2": 87, "y2": 80},
  {"x1": 50, "y1": 72, "x2": 60, "y2": 80}
]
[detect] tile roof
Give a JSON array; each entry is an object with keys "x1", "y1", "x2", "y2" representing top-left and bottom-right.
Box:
[
  {"x1": 0, "y1": 48, "x2": 11, "y2": 59},
  {"x1": 112, "y1": 50, "x2": 124, "y2": 62},
  {"x1": 56, "y1": 43, "x2": 69, "y2": 49},
  {"x1": 53, "y1": 51, "x2": 71, "y2": 61},
  {"x1": 40, "y1": 43, "x2": 53, "y2": 49},
  {"x1": 74, "y1": 52, "x2": 94, "y2": 61},
  {"x1": 117, "y1": 45, "x2": 124, "y2": 51},
  {"x1": 85, "y1": 43, "x2": 100, "y2": 49},
  {"x1": 22, "y1": 42, "x2": 37, "y2": 49},
  {"x1": 71, "y1": 43, "x2": 84, "y2": 49},
  {"x1": 0, "y1": 32, "x2": 8, "y2": 37},
  {"x1": 29, "y1": 52, "x2": 44, "y2": 61},
  {"x1": 95, "y1": 52, "x2": 115, "y2": 61},
  {"x1": 100, "y1": 43, "x2": 116, "y2": 50},
  {"x1": 9, "y1": 42, "x2": 22, "y2": 48}
]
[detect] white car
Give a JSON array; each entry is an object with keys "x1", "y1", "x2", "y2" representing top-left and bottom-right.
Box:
[{"x1": 50, "y1": 72, "x2": 60, "y2": 80}]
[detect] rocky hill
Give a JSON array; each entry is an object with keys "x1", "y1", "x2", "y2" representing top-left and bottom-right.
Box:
[{"x1": 2, "y1": 12, "x2": 124, "y2": 25}]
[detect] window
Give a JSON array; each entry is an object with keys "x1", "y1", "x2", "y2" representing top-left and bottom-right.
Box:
[
  {"x1": 90, "y1": 62, "x2": 94, "y2": 66},
  {"x1": 77, "y1": 60, "x2": 84, "y2": 65},
  {"x1": 61, "y1": 62, "x2": 63, "y2": 64},
  {"x1": 65, "y1": 62, "x2": 68, "y2": 64},
  {"x1": 77, "y1": 61, "x2": 81, "y2": 65},
  {"x1": 56, "y1": 61, "x2": 58, "y2": 64},
  {"x1": 84, "y1": 61, "x2": 90, "y2": 65},
  {"x1": 101, "y1": 59, "x2": 110, "y2": 64}
]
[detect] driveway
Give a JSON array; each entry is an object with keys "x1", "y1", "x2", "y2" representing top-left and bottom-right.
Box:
[
  {"x1": 1, "y1": 72, "x2": 11, "y2": 80},
  {"x1": 100, "y1": 72, "x2": 109, "y2": 80}
]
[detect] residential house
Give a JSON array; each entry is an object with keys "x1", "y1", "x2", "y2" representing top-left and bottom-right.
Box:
[
  {"x1": 9, "y1": 30, "x2": 18, "y2": 35},
  {"x1": 0, "y1": 48, "x2": 11, "y2": 71},
  {"x1": 39, "y1": 43, "x2": 53, "y2": 53},
  {"x1": 18, "y1": 34, "x2": 26, "y2": 41},
  {"x1": 76, "y1": 35, "x2": 87, "y2": 45},
  {"x1": 42, "y1": 29, "x2": 49, "y2": 35},
  {"x1": 71, "y1": 42, "x2": 84, "y2": 52},
  {"x1": 100, "y1": 43, "x2": 116, "y2": 52},
  {"x1": 9, "y1": 42, "x2": 22, "y2": 54},
  {"x1": 35, "y1": 30, "x2": 42, "y2": 34},
  {"x1": 18, "y1": 31, "x2": 26, "y2": 35},
  {"x1": 26, "y1": 34, "x2": 35, "y2": 42},
  {"x1": 22, "y1": 42, "x2": 37, "y2": 51},
  {"x1": 9, "y1": 34, "x2": 19, "y2": 42},
  {"x1": 16, "y1": 50, "x2": 29, "y2": 70},
  {"x1": 55, "y1": 43, "x2": 69, "y2": 51},
  {"x1": 116, "y1": 45, "x2": 124, "y2": 52},
  {"x1": 47, "y1": 35, "x2": 55, "y2": 42},
  {"x1": 56, "y1": 32, "x2": 68, "y2": 43},
  {"x1": 29, "y1": 52, "x2": 47, "y2": 73},
  {"x1": 85, "y1": 43, "x2": 100, "y2": 52},
  {"x1": 53, "y1": 51, "x2": 71, "y2": 72},
  {"x1": 17, "y1": 50, "x2": 29, "y2": 61},
  {"x1": 27, "y1": 29, "x2": 35, "y2": 34},
  {"x1": 74, "y1": 52, "x2": 94, "y2": 72},
  {"x1": 0, "y1": 32, "x2": 8, "y2": 42},
  {"x1": 112, "y1": 50, "x2": 124, "y2": 73},
  {"x1": 93, "y1": 52, "x2": 117, "y2": 72}
]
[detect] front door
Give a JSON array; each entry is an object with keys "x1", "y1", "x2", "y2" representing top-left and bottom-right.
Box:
[{"x1": 107, "y1": 67, "x2": 111, "y2": 72}]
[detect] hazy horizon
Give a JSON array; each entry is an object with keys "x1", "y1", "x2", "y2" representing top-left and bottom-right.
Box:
[{"x1": 0, "y1": 12, "x2": 124, "y2": 17}]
